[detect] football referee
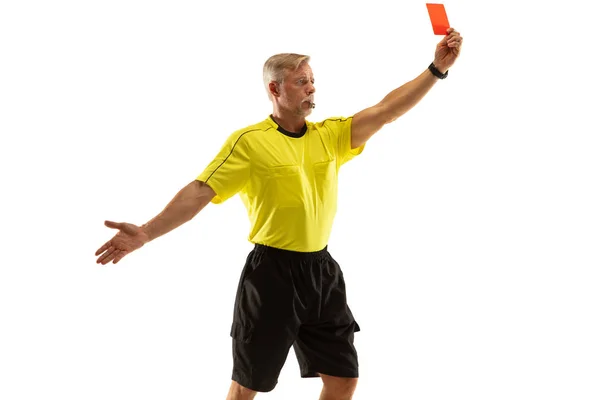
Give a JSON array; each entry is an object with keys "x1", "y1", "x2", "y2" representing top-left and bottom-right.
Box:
[{"x1": 95, "y1": 28, "x2": 463, "y2": 400}]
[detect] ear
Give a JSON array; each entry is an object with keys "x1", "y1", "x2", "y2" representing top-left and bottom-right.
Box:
[{"x1": 268, "y1": 81, "x2": 280, "y2": 98}]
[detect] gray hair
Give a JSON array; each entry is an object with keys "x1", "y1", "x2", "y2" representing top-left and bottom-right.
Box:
[{"x1": 263, "y1": 53, "x2": 311, "y2": 99}]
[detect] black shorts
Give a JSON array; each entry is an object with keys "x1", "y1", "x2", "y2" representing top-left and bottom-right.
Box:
[{"x1": 229, "y1": 244, "x2": 360, "y2": 392}]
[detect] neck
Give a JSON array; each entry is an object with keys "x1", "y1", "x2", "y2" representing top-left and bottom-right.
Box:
[{"x1": 271, "y1": 109, "x2": 306, "y2": 133}]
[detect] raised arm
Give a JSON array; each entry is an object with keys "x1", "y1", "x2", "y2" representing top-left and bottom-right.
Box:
[
  {"x1": 351, "y1": 28, "x2": 463, "y2": 149},
  {"x1": 95, "y1": 180, "x2": 216, "y2": 265}
]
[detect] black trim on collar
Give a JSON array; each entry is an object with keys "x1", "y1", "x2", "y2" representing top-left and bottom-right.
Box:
[{"x1": 269, "y1": 115, "x2": 307, "y2": 138}]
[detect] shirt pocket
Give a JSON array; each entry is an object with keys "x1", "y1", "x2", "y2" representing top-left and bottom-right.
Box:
[
  {"x1": 265, "y1": 165, "x2": 304, "y2": 208},
  {"x1": 313, "y1": 159, "x2": 336, "y2": 181},
  {"x1": 313, "y1": 159, "x2": 337, "y2": 205}
]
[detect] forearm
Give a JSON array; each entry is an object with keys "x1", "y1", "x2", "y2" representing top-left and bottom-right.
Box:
[
  {"x1": 379, "y1": 68, "x2": 439, "y2": 123},
  {"x1": 141, "y1": 180, "x2": 214, "y2": 242}
]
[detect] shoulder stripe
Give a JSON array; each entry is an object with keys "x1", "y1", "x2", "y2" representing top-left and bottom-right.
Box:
[
  {"x1": 314, "y1": 117, "x2": 351, "y2": 127},
  {"x1": 205, "y1": 127, "x2": 265, "y2": 183}
]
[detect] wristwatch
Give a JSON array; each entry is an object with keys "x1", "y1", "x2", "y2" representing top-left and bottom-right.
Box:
[{"x1": 428, "y1": 62, "x2": 448, "y2": 79}]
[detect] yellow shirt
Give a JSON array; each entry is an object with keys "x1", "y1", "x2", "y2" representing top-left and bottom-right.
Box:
[{"x1": 196, "y1": 115, "x2": 365, "y2": 252}]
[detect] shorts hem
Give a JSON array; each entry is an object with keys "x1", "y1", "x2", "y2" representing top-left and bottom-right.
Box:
[
  {"x1": 300, "y1": 366, "x2": 359, "y2": 379},
  {"x1": 232, "y1": 374, "x2": 277, "y2": 393}
]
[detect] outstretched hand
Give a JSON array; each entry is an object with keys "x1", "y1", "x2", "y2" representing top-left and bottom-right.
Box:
[
  {"x1": 433, "y1": 27, "x2": 463, "y2": 72},
  {"x1": 95, "y1": 220, "x2": 150, "y2": 265}
]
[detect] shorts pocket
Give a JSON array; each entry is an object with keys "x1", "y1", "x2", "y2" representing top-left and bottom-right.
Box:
[{"x1": 230, "y1": 322, "x2": 253, "y2": 344}]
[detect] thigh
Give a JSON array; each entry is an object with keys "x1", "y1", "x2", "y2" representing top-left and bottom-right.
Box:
[
  {"x1": 293, "y1": 315, "x2": 360, "y2": 378},
  {"x1": 293, "y1": 255, "x2": 360, "y2": 378},
  {"x1": 231, "y1": 323, "x2": 296, "y2": 392},
  {"x1": 232, "y1": 248, "x2": 300, "y2": 330},
  {"x1": 230, "y1": 248, "x2": 301, "y2": 392}
]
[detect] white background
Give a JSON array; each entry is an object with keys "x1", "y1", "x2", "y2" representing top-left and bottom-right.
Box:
[{"x1": 1, "y1": 0, "x2": 599, "y2": 399}]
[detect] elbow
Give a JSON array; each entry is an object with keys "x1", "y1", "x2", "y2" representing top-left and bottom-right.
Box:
[
  {"x1": 381, "y1": 95, "x2": 412, "y2": 124},
  {"x1": 192, "y1": 180, "x2": 216, "y2": 208},
  {"x1": 176, "y1": 180, "x2": 214, "y2": 218},
  {"x1": 379, "y1": 103, "x2": 401, "y2": 125}
]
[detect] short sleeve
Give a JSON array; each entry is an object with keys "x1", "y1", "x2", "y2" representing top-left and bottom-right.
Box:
[
  {"x1": 324, "y1": 116, "x2": 365, "y2": 166},
  {"x1": 196, "y1": 131, "x2": 251, "y2": 204}
]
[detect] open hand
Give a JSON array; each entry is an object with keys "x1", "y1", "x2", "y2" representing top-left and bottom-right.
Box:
[
  {"x1": 95, "y1": 220, "x2": 149, "y2": 265},
  {"x1": 433, "y1": 28, "x2": 463, "y2": 72}
]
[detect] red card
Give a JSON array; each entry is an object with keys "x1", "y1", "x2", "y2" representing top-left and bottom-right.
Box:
[{"x1": 426, "y1": 3, "x2": 450, "y2": 35}]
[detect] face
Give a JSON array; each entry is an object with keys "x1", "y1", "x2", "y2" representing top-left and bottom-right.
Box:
[{"x1": 274, "y1": 62, "x2": 316, "y2": 117}]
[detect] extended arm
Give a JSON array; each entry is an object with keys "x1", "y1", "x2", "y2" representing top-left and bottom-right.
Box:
[
  {"x1": 141, "y1": 179, "x2": 216, "y2": 241},
  {"x1": 351, "y1": 28, "x2": 463, "y2": 149},
  {"x1": 95, "y1": 180, "x2": 216, "y2": 265},
  {"x1": 96, "y1": 127, "x2": 251, "y2": 266}
]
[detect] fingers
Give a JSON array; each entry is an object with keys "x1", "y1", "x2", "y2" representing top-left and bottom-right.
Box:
[
  {"x1": 447, "y1": 37, "x2": 462, "y2": 47},
  {"x1": 112, "y1": 250, "x2": 128, "y2": 264},
  {"x1": 96, "y1": 220, "x2": 136, "y2": 265},
  {"x1": 95, "y1": 240, "x2": 111, "y2": 256},
  {"x1": 105, "y1": 220, "x2": 139, "y2": 236},
  {"x1": 97, "y1": 246, "x2": 117, "y2": 265},
  {"x1": 105, "y1": 220, "x2": 122, "y2": 229},
  {"x1": 446, "y1": 29, "x2": 462, "y2": 48},
  {"x1": 96, "y1": 221, "x2": 119, "y2": 261},
  {"x1": 96, "y1": 245, "x2": 128, "y2": 265}
]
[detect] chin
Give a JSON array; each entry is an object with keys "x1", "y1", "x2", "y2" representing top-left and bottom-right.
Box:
[{"x1": 298, "y1": 107, "x2": 313, "y2": 118}]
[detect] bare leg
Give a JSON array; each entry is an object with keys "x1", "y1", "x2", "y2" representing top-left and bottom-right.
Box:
[
  {"x1": 318, "y1": 373, "x2": 358, "y2": 400},
  {"x1": 226, "y1": 380, "x2": 258, "y2": 400}
]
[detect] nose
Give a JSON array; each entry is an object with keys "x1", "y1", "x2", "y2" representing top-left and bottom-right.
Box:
[{"x1": 307, "y1": 83, "x2": 315, "y2": 95}]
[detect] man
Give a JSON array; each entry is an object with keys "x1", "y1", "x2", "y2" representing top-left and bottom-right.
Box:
[{"x1": 95, "y1": 28, "x2": 463, "y2": 400}]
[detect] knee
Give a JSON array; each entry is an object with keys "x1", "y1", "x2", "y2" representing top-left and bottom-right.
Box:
[
  {"x1": 320, "y1": 374, "x2": 358, "y2": 398},
  {"x1": 227, "y1": 380, "x2": 257, "y2": 400}
]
